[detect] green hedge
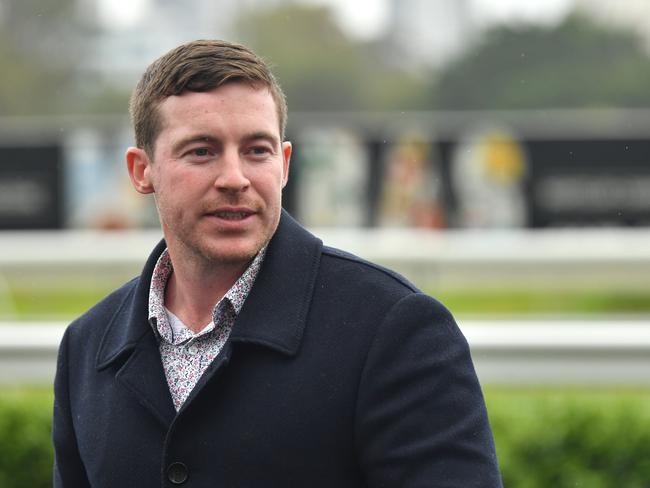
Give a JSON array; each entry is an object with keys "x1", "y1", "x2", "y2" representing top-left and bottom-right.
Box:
[
  {"x1": 0, "y1": 389, "x2": 53, "y2": 488},
  {"x1": 3, "y1": 387, "x2": 650, "y2": 487},
  {"x1": 487, "y1": 388, "x2": 650, "y2": 487}
]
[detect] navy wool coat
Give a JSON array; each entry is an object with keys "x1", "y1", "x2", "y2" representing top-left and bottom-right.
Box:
[{"x1": 53, "y1": 211, "x2": 502, "y2": 487}]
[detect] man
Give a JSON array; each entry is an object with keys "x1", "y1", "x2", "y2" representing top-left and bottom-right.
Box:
[{"x1": 53, "y1": 39, "x2": 502, "y2": 487}]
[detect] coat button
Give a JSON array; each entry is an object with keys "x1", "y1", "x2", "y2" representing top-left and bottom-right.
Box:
[{"x1": 167, "y1": 462, "x2": 189, "y2": 484}]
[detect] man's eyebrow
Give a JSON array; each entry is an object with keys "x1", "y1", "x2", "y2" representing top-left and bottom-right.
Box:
[
  {"x1": 171, "y1": 134, "x2": 220, "y2": 155},
  {"x1": 243, "y1": 131, "x2": 280, "y2": 147},
  {"x1": 170, "y1": 132, "x2": 280, "y2": 155}
]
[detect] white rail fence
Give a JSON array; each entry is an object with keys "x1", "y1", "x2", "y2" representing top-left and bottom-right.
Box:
[
  {"x1": 3, "y1": 320, "x2": 650, "y2": 386},
  {"x1": 0, "y1": 228, "x2": 649, "y2": 290},
  {"x1": 1, "y1": 228, "x2": 648, "y2": 385}
]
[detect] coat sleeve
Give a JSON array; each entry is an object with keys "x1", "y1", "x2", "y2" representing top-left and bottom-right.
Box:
[
  {"x1": 52, "y1": 326, "x2": 91, "y2": 488},
  {"x1": 354, "y1": 292, "x2": 502, "y2": 487}
]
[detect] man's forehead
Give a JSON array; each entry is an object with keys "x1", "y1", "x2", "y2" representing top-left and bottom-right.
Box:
[
  {"x1": 162, "y1": 82, "x2": 273, "y2": 106},
  {"x1": 157, "y1": 84, "x2": 278, "y2": 122}
]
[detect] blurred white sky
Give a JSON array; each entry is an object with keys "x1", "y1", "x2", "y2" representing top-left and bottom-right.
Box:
[
  {"x1": 320, "y1": 0, "x2": 573, "y2": 38},
  {"x1": 471, "y1": 0, "x2": 572, "y2": 26},
  {"x1": 99, "y1": 0, "x2": 574, "y2": 38}
]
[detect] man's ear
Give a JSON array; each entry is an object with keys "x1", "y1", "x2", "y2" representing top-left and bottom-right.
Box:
[
  {"x1": 126, "y1": 147, "x2": 155, "y2": 194},
  {"x1": 281, "y1": 141, "x2": 292, "y2": 188}
]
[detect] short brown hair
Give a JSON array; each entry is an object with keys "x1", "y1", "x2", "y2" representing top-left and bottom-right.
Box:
[{"x1": 129, "y1": 39, "x2": 288, "y2": 156}]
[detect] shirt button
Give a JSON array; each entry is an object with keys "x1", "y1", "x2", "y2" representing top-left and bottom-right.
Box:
[
  {"x1": 167, "y1": 462, "x2": 188, "y2": 484},
  {"x1": 187, "y1": 344, "x2": 199, "y2": 355}
]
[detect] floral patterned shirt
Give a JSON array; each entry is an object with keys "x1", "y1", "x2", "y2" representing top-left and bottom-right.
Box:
[{"x1": 148, "y1": 247, "x2": 266, "y2": 411}]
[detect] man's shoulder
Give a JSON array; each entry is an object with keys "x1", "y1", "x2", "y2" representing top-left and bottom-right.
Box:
[{"x1": 319, "y1": 245, "x2": 420, "y2": 296}]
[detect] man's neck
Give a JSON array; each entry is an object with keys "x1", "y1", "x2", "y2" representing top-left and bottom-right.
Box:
[{"x1": 163, "y1": 253, "x2": 249, "y2": 334}]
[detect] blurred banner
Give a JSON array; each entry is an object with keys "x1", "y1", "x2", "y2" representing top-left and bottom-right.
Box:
[
  {"x1": 448, "y1": 126, "x2": 528, "y2": 228},
  {"x1": 377, "y1": 132, "x2": 446, "y2": 228},
  {"x1": 0, "y1": 111, "x2": 649, "y2": 230},
  {"x1": 292, "y1": 129, "x2": 367, "y2": 227}
]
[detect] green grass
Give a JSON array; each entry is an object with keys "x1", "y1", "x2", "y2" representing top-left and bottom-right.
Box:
[
  {"x1": 1, "y1": 287, "x2": 115, "y2": 320},
  {"x1": 1, "y1": 386, "x2": 53, "y2": 404},
  {"x1": 1, "y1": 287, "x2": 650, "y2": 321},
  {"x1": 432, "y1": 289, "x2": 650, "y2": 316}
]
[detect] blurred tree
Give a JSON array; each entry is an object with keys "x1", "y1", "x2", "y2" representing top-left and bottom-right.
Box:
[
  {"x1": 431, "y1": 13, "x2": 650, "y2": 109},
  {"x1": 236, "y1": 4, "x2": 425, "y2": 111},
  {"x1": 0, "y1": 0, "x2": 89, "y2": 115},
  {"x1": 238, "y1": 4, "x2": 365, "y2": 111},
  {"x1": 0, "y1": 0, "x2": 129, "y2": 116}
]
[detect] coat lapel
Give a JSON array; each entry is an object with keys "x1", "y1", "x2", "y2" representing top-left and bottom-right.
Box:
[
  {"x1": 93, "y1": 211, "x2": 322, "y2": 425},
  {"x1": 229, "y1": 210, "x2": 322, "y2": 355},
  {"x1": 114, "y1": 332, "x2": 176, "y2": 428},
  {"x1": 178, "y1": 211, "x2": 323, "y2": 411},
  {"x1": 95, "y1": 238, "x2": 176, "y2": 429}
]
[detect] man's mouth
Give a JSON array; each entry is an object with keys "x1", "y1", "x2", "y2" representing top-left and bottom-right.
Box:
[{"x1": 212, "y1": 209, "x2": 254, "y2": 220}]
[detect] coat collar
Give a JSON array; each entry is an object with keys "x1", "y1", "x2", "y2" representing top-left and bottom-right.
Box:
[
  {"x1": 230, "y1": 210, "x2": 322, "y2": 355},
  {"x1": 96, "y1": 210, "x2": 323, "y2": 369}
]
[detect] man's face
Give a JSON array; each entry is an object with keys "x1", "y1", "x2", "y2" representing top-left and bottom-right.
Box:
[{"x1": 133, "y1": 82, "x2": 291, "y2": 268}]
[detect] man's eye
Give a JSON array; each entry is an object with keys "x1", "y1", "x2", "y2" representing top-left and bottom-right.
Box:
[
  {"x1": 250, "y1": 147, "x2": 270, "y2": 155},
  {"x1": 193, "y1": 148, "x2": 210, "y2": 156}
]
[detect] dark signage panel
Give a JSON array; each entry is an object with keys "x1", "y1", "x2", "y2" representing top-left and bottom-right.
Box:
[
  {"x1": 526, "y1": 139, "x2": 650, "y2": 227},
  {"x1": 434, "y1": 138, "x2": 650, "y2": 228},
  {"x1": 0, "y1": 145, "x2": 63, "y2": 229}
]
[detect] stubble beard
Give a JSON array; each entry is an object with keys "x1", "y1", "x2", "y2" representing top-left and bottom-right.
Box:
[{"x1": 167, "y1": 205, "x2": 281, "y2": 272}]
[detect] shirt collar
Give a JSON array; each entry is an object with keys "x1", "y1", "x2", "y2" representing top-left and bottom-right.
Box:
[
  {"x1": 148, "y1": 247, "x2": 267, "y2": 342},
  {"x1": 95, "y1": 211, "x2": 325, "y2": 374},
  {"x1": 223, "y1": 246, "x2": 267, "y2": 314}
]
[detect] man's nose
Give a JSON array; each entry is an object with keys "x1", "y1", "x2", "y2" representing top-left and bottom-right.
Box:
[{"x1": 214, "y1": 150, "x2": 250, "y2": 192}]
